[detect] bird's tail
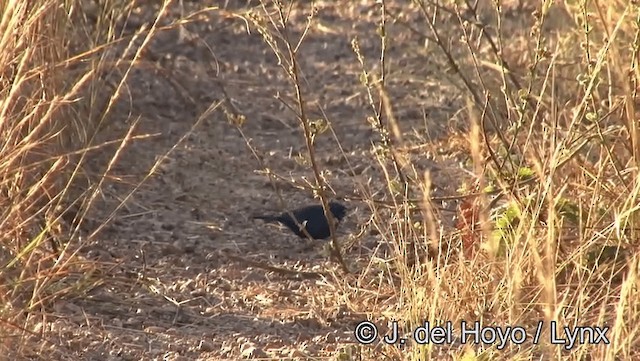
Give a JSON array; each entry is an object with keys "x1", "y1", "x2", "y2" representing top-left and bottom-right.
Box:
[{"x1": 252, "y1": 215, "x2": 278, "y2": 223}]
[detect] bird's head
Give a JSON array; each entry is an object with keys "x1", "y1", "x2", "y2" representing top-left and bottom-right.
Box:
[{"x1": 328, "y1": 201, "x2": 347, "y2": 221}]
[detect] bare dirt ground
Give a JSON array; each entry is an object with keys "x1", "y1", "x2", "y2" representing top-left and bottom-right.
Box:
[{"x1": 33, "y1": 1, "x2": 564, "y2": 360}]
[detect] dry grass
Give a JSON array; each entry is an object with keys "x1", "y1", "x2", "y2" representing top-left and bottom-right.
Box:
[
  {"x1": 241, "y1": 0, "x2": 640, "y2": 360},
  {"x1": 0, "y1": 0, "x2": 178, "y2": 358},
  {"x1": 2, "y1": 0, "x2": 640, "y2": 360}
]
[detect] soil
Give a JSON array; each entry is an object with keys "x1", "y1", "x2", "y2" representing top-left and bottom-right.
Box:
[{"x1": 29, "y1": 1, "x2": 555, "y2": 360}]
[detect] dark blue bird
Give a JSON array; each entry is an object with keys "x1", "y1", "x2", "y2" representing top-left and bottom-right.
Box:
[{"x1": 253, "y1": 201, "x2": 347, "y2": 240}]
